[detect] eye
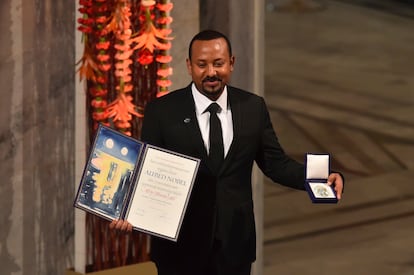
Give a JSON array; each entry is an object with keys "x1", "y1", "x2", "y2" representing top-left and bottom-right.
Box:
[
  {"x1": 197, "y1": 63, "x2": 206, "y2": 68},
  {"x1": 214, "y1": 61, "x2": 224, "y2": 67}
]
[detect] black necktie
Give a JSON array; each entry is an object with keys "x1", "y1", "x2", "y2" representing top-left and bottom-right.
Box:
[{"x1": 206, "y1": 103, "x2": 224, "y2": 173}]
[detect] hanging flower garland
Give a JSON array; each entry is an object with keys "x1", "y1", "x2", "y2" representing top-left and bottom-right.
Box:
[
  {"x1": 132, "y1": 0, "x2": 173, "y2": 97},
  {"x1": 104, "y1": 0, "x2": 141, "y2": 136},
  {"x1": 77, "y1": 0, "x2": 173, "y2": 137},
  {"x1": 90, "y1": 0, "x2": 111, "y2": 128},
  {"x1": 77, "y1": 0, "x2": 113, "y2": 130},
  {"x1": 155, "y1": 1, "x2": 174, "y2": 97},
  {"x1": 76, "y1": 0, "x2": 174, "y2": 271}
]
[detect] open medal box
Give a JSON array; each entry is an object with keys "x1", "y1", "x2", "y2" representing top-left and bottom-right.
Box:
[{"x1": 305, "y1": 153, "x2": 338, "y2": 204}]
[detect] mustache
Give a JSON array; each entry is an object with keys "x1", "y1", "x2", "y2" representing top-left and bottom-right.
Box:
[{"x1": 203, "y1": 76, "x2": 222, "y2": 82}]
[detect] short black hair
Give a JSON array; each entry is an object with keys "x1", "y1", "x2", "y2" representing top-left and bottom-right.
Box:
[{"x1": 188, "y1": 30, "x2": 233, "y2": 60}]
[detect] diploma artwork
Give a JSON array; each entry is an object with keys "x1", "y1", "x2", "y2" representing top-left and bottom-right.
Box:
[{"x1": 74, "y1": 125, "x2": 200, "y2": 241}]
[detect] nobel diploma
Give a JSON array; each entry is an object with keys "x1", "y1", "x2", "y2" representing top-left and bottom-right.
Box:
[
  {"x1": 74, "y1": 125, "x2": 200, "y2": 241},
  {"x1": 125, "y1": 145, "x2": 199, "y2": 241}
]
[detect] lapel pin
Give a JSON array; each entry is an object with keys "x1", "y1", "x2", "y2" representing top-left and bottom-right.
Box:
[{"x1": 184, "y1": 118, "x2": 191, "y2": 123}]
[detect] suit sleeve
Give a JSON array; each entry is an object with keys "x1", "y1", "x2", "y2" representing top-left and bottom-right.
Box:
[
  {"x1": 255, "y1": 98, "x2": 306, "y2": 190},
  {"x1": 141, "y1": 100, "x2": 163, "y2": 146}
]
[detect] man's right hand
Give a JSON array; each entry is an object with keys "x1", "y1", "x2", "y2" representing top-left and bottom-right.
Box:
[{"x1": 109, "y1": 219, "x2": 133, "y2": 233}]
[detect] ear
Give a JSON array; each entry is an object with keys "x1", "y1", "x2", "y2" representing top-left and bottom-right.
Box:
[
  {"x1": 186, "y1": 58, "x2": 192, "y2": 75},
  {"x1": 230, "y1": 56, "x2": 235, "y2": 72}
]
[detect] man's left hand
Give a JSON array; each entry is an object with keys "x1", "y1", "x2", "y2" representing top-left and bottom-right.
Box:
[{"x1": 327, "y1": 173, "x2": 344, "y2": 200}]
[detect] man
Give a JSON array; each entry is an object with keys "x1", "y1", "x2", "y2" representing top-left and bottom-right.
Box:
[{"x1": 111, "y1": 29, "x2": 344, "y2": 275}]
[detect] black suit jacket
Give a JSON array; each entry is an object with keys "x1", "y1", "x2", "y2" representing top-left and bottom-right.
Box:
[{"x1": 141, "y1": 84, "x2": 305, "y2": 270}]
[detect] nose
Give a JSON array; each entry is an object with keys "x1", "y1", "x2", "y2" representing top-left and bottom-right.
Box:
[{"x1": 207, "y1": 64, "x2": 217, "y2": 76}]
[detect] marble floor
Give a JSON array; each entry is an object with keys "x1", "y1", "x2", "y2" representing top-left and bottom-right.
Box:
[{"x1": 263, "y1": 1, "x2": 414, "y2": 274}]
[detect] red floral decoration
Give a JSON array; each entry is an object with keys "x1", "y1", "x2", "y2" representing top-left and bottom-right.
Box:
[
  {"x1": 77, "y1": 0, "x2": 173, "y2": 138},
  {"x1": 76, "y1": 0, "x2": 174, "y2": 271}
]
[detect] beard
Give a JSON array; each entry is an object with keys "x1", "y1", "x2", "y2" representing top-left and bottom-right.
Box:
[{"x1": 201, "y1": 76, "x2": 224, "y2": 99}]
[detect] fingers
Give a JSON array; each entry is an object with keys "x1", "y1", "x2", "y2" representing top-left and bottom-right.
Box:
[
  {"x1": 120, "y1": 220, "x2": 133, "y2": 233},
  {"x1": 109, "y1": 219, "x2": 133, "y2": 234},
  {"x1": 327, "y1": 173, "x2": 339, "y2": 185},
  {"x1": 327, "y1": 173, "x2": 343, "y2": 200},
  {"x1": 335, "y1": 185, "x2": 342, "y2": 200},
  {"x1": 127, "y1": 223, "x2": 133, "y2": 233},
  {"x1": 109, "y1": 219, "x2": 118, "y2": 229}
]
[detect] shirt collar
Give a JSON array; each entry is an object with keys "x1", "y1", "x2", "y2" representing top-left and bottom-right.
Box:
[{"x1": 191, "y1": 83, "x2": 229, "y2": 115}]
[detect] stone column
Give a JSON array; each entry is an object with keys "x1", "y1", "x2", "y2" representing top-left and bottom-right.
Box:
[
  {"x1": 169, "y1": 0, "x2": 200, "y2": 90},
  {"x1": 0, "y1": 0, "x2": 75, "y2": 274},
  {"x1": 74, "y1": 0, "x2": 87, "y2": 272}
]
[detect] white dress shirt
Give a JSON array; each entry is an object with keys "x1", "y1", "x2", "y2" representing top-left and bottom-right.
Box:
[{"x1": 191, "y1": 83, "x2": 233, "y2": 157}]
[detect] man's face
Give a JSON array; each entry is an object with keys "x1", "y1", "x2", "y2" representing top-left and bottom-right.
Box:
[{"x1": 186, "y1": 38, "x2": 235, "y2": 101}]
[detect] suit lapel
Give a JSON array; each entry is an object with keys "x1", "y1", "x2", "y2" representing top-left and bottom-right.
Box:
[
  {"x1": 219, "y1": 87, "x2": 242, "y2": 174},
  {"x1": 181, "y1": 86, "x2": 209, "y2": 161}
]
